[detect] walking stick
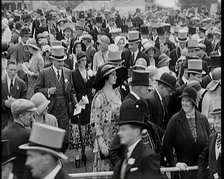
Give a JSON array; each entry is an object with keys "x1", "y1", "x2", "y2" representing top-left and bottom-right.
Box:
[{"x1": 77, "y1": 114, "x2": 87, "y2": 172}]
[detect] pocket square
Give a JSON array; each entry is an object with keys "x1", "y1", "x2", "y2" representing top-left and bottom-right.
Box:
[{"x1": 130, "y1": 167, "x2": 138, "y2": 172}]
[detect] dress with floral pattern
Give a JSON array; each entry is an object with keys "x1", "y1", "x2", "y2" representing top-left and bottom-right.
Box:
[{"x1": 90, "y1": 88, "x2": 121, "y2": 172}]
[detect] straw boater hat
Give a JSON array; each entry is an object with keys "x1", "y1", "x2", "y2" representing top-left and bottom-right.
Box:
[
  {"x1": 128, "y1": 31, "x2": 141, "y2": 44},
  {"x1": 50, "y1": 45, "x2": 67, "y2": 61},
  {"x1": 186, "y1": 59, "x2": 206, "y2": 74},
  {"x1": 19, "y1": 123, "x2": 67, "y2": 160},
  {"x1": 110, "y1": 28, "x2": 122, "y2": 34},
  {"x1": 24, "y1": 38, "x2": 40, "y2": 51},
  {"x1": 176, "y1": 29, "x2": 189, "y2": 42},
  {"x1": 118, "y1": 99, "x2": 148, "y2": 129},
  {"x1": 2, "y1": 140, "x2": 16, "y2": 166}
]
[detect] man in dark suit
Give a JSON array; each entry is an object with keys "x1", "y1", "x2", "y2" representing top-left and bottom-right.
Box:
[
  {"x1": 2, "y1": 99, "x2": 37, "y2": 179},
  {"x1": 146, "y1": 73, "x2": 177, "y2": 139},
  {"x1": 198, "y1": 27, "x2": 212, "y2": 55},
  {"x1": 19, "y1": 123, "x2": 71, "y2": 179},
  {"x1": 10, "y1": 27, "x2": 31, "y2": 81},
  {"x1": 11, "y1": 22, "x2": 22, "y2": 44},
  {"x1": 122, "y1": 31, "x2": 149, "y2": 69},
  {"x1": 1, "y1": 61, "x2": 27, "y2": 130},
  {"x1": 31, "y1": 9, "x2": 42, "y2": 38},
  {"x1": 197, "y1": 107, "x2": 221, "y2": 179},
  {"x1": 112, "y1": 99, "x2": 164, "y2": 179},
  {"x1": 90, "y1": 16, "x2": 103, "y2": 43},
  {"x1": 103, "y1": 14, "x2": 116, "y2": 42},
  {"x1": 155, "y1": 26, "x2": 165, "y2": 51},
  {"x1": 163, "y1": 23, "x2": 176, "y2": 52},
  {"x1": 34, "y1": 45, "x2": 77, "y2": 153},
  {"x1": 36, "y1": 15, "x2": 49, "y2": 38}
]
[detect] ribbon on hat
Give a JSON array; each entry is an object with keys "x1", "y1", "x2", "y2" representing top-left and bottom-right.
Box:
[{"x1": 29, "y1": 141, "x2": 62, "y2": 152}]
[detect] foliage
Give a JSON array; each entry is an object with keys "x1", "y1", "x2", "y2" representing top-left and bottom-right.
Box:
[
  {"x1": 178, "y1": 0, "x2": 219, "y2": 11},
  {"x1": 48, "y1": 0, "x2": 83, "y2": 11}
]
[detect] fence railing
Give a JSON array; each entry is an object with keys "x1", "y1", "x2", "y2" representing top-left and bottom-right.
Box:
[{"x1": 69, "y1": 166, "x2": 198, "y2": 178}]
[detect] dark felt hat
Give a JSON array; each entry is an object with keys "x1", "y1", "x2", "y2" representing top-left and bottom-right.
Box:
[
  {"x1": 2, "y1": 140, "x2": 16, "y2": 166},
  {"x1": 130, "y1": 70, "x2": 149, "y2": 87},
  {"x1": 163, "y1": 24, "x2": 171, "y2": 33},
  {"x1": 188, "y1": 26, "x2": 196, "y2": 35},
  {"x1": 76, "y1": 51, "x2": 87, "y2": 62},
  {"x1": 140, "y1": 26, "x2": 149, "y2": 35},
  {"x1": 156, "y1": 73, "x2": 177, "y2": 90},
  {"x1": 118, "y1": 99, "x2": 148, "y2": 128},
  {"x1": 20, "y1": 27, "x2": 31, "y2": 37},
  {"x1": 96, "y1": 16, "x2": 103, "y2": 23},
  {"x1": 180, "y1": 86, "x2": 197, "y2": 106}
]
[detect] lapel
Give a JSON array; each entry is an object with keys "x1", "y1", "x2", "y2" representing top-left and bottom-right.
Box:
[
  {"x1": 19, "y1": 42, "x2": 27, "y2": 60},
  {"x1": 210, "y1": 133, "x2": 218, "y2": 161},
  {"x1": 62, "y1": 68, "x2": 69, "y2": 93},
  {"x1": 11, "y1": 77, "x2": 19, "y2": 97},
  {"x1": 50, "y1": 66, "x2": 62, "y2": 87},
  {"x1": 2, "y1": 75, "x2": 9, "y2": 96}
]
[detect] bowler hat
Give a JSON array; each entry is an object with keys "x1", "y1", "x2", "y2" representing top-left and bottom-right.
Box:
[
  {"x1": 163, "y1": 23, "x2": 171, "y2": 33},
  {"x1": 2, "y1": 140, "x2": 16, "y2": 166},
  {"x1": 20, "y1": 27, "x2": 31, "y2": 37},
  {"x1": 156, "y1": 73, "x2": 176, "y2": 90},
  {"x1": 11, "y1": 99, "x2": 37, "y2": 116},
  {"x1": 118, "y1": 99, "x2": 148, "y2": 128},
  {"x1": 93, "y1": 64, "x2": 128, "y2": 90},
  {"x1": 76, "y1": 51, "x2": 87, "y2": 62},
  {"x1": 50, "y1": 45, "x2": 67, "y2": 61},
  {"x1": 180, "y1": 86, "x2": 197, "y2": 106},
  {"x1": 130, "y1": 70, "x2": 149, "y2": 87},
  {"x1": 30, "y1": 92, "x2": 50, "y2": 115},
  {"x1": 128, "y1": 31, "x2": 141, "y2": 44},
  {"x1": 19, "y1": 123, "x2": 67, "y2": 159}
]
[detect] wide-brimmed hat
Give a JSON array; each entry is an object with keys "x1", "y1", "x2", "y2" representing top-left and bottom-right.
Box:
[
  {"x1": 93, "y1": 64, "x2": 128, "y2": 90},
  {"x1": 24, "y1": 38, "x2": 40, "y2": 51},
  {"x1": 156, "y1": 72, "x2": 176, "y2": 90},
  {"x1": 186, "y1": 59, "x2": 206, "y2": 74},
  {"x1": 118, "y1": 99, "x2": 148, "y2": 129},
  {"x1": 157, "y1": 53, "x2": 171, "y2": 68},
  {"x1": 50, "y1": 45, "x2": 67, "y2": 61},
  {"x1": 176, "y1": 29, "x2": 189, "y2": 42},
  {"x1": 97, "y1": 35, "x2": 110, "y2": 45},
  {"x1": 62, "y1": 22, "x2": 74, "y2": 32},
  {"x1": 128, "y1": 31, "x2": 141, "y2": 44},
  {"x1": 2, "y1": 140, "x2": 16, "y2": 166},
  {"x1": 180, "y1": 86, "x2": 197, "y2": 106},
  {"x1": 141, "y1": 39, "x2": 160, "y2": 57},
  {"x1": 19, "y1": 123, "x2": 67, "y2": 160},
  {"x1": 81, "y1": 33, "x2": 93, "y2": 41},
  {"x1": 129, "y1": 70, "x2": 149, "y2": 87},
  {"x1": 11, "y1": 99, "x2": 37, "y2": 116},
  {"x1": 30, "y1": 92, "x2": 50, "y2": 115},
  {"x1": 76, "y1": 51, "x2": 87, "y2": 62}
]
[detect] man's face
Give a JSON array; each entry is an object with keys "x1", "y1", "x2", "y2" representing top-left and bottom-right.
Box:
[
  {"x1": 64, "y1": 29, "x2": 72, "y2": 38},
  {"x1": 40, "y1": 17, "x2": 46, "y2": 27},
  {"x1": 2, "y1": 163, "x2": 13, "y2": 179},
  {"x1": 178, "y1": 41, "x2": 186, "y2": 49},
  {"x1": 118, "y1": 124, "x2": 139, "y2": 147},
  {"x1": 160, "y1": 43, "x2": 168, "y2": 53},
  {"x1": 21, "y1": 111, "x2": 35, "y2": 127},
  {"x1": 7, "y1": 64, "x2": 17, "y2": 79},
  {"x1": 198, "y1": 31, "x2": 205, "y2": 38},
  {"x1": 96, "y1": 22, "x2": 102, "y2": 28},
  {"x1": 53, "y1": 60, "x2": 64, "y2": 70},
  {"x1": 108, "y1": 19, "x2": 114, "y2": 27},
  {"x1": 25, "y1": 150, "x2": 46, "y2": 178},
  {"x1": 129, "y1": 42, "x2": 138, "y2": 52},
  {"x1": 189, "y1": 73, "x2": 202, "y2": 82},
  {"x1": 213, "y1": 114, "x2": 221, "y2": 133}
]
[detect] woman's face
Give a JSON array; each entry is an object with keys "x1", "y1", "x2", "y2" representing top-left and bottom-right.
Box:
[
  {"x1": 147, "y1": 48, "x2": 155, "y2": 57},
  {"x1": 45, "y1": 51, "x2": 51, "y2": 58},
  {"x1": 181, "y1": 97, "x2": 194, "y2": 113},
  {"x1": 75, "y1": 44, "x2": 82, "y2": 54},
  {"x1": 117, "y1": 39, "x2": 125, "y2": 51},
  {"x1": 107, "y1": 71, "x2": 117, "y2": 85},
  {"x1": 27, "y1": 46, "x2": 35, "y2": 54},
  {"x1": 78, "y1": 56, "x2": 87, "y2": 68}
]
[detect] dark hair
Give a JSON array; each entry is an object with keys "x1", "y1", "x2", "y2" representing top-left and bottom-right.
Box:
[
  {"x1": 7, "y1": 60, "x2": 17, "y2": 67},
  {"x1": 72, "y1": 42, "x2": 86, "y2": 54},
  {"x1": 207, "y1": 33, "x2": 213, "y2": 39}
]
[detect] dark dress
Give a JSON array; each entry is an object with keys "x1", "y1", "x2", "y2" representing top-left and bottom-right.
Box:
[{"x1": 163, "y1": 109, "x2": 210, "y2": 179}]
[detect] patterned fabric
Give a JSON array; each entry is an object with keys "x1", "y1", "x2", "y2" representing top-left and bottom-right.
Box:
[
  {"x1": 90, "y1": 88, "x2": 121, "y2": 172},
  {"x1": 187, "y1": 117, "x2": 197, "y2": 142}
]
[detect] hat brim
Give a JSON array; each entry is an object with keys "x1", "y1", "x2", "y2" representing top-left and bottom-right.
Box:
[
  {"x1": 179, "y1": 94, "x2": 197, "y2": 106},
  {"x1": 176, "y1": 37, "x2": 189, "y2": 42},
  {"x1": 2, "y1": 157, "x2": 16, "y2": 166},
  {"x1": 24, "y1": 44, "x2": 40, "y2": 51},
  {"x1": 128, "y1": 39, "x2": 141, "y2": 44},
  {"x1": 209, "y1": 110, "x2": 221, "y2": 115},
  {"x1": 186, "y1": 69, "x2": 206, "y2": 75},
  {"x1": 156, "y1": 79, "x2": 176, "y2": 90},
  {"x1": 19, "y1": 143, "x2": 68, "y2": 160},
  {"x1": 36, "y1": 100, "x2": 50, "y2": 115},
  {"x1": 50, "y1": 55, "x2": 67, "y2": 61},
  {"x1": 143, "y1": 46, "x2": 160, "y2": 57},
  {"x1": 206, "y1": 81, "x2": 220, "y2": 91}
]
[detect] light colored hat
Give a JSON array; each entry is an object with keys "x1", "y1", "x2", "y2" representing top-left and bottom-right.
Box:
[
  {"x1": 157, "y1": 53, "x2": 171, "y2": 68},
  {"x1": 109, "y1": 28, "x2": 122, "y2": 34},
  {"x1": 62, "y1": 22, "x2": 75, "y2": 32},
  {"x1": 108, "y1": 44, "x2": 119, "y2": 52},
  {"x1": 41, "y1": 45, "x2": 52, "y2": 53},
  {"x1": 114, "y1": 36, "x2": 127, "y2": 46},
  {"x1": 126, "y1": 21, "x2": 133, "y2": 28},
  {"x1": 42, "y1": 31, "x2": 49, "y2": 38},
  {"x1": 24, "y1": 38, "x2": 40, "y2": 51},
  {"x1": 76, "y1": 21, "x2": 85, "y2": 30},
  {"x1": 81, "y1": 33, "x2": 93, "y2": 41},
  {"x1": 37, "y1": 33, "x2": 44, "y2": 39},
  {"x1": 188, "y1": 39, "x2": 199, "y2": 49},
  {"x1": 19, "y1": 123, "x2": 68, "y2": 160},
  {"x1": 212, "y1": 28, "x2": 221, "y2": 36},
  {"x1": 141, "y1": 39, "x2": 160, "y2": 57},
  {"x1": 176, "y1": 29, "x2": 189, "y2": 42},
  {"x1": 97, "y1": 35, "x2": 110, "y2": 45},
  {"x1": 11, "y1": 99, "x2": 37, "y2": 115},
  {"x1": 186, "y1": 59, "x2": 205, "y2": 74},
  {"x1": 50, "y1": 45, "x2": 67, "y2": 61},
  {"x1": 128, "y1": 31, "x2": 141, "y2": 44},
  {"x1": 30, "y1": 92, "x2": 50, "y2": 115},
  {"x1": 50, "y1": 40, "x2": 62, "y2": 47},
  {"x1": 133, "y1": 58, "x2": 147, "y2": 70}
]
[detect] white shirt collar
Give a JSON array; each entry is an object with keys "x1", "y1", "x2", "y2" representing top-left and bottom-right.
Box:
[
  {"x1": 52, "y1": 65, "x2": 62, "y2": 76},
  {"x1": 218, "y1": 49, "x2": 221, "y2": 55},
  {"x1": 155, "y1": 89, "x2": 163, "y2": 102},
  {"x1": 44, "y1": 162, "x2": 61, "y2": 179},
  {"x1": 130, "y1": 91, "x2": 140, "y2": 100},
  {"x1": 8, "y1": 173, "x2": 13, "y2": 179},
  {"x1": 127, "y1": 139, "x2": 141, "y2": 159}
]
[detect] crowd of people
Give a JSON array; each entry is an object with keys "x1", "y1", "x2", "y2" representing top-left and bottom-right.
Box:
[{"x1": 1, "y1": 4, "x2": 221, "y2": 179}]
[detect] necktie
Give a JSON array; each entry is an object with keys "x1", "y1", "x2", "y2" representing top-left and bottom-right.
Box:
[
  {"x1": 217, "y1": 134, "x2": 221, "y2": 149},
  {"x1": 10, "y1": 79, "x2": 13, "y2": 94},
  {"x1": 120, "y1": 153, "x2": 128, "y2": 179},
  {"x1": 57, "y1": 70, "x2": 60, "y2": 80},
  {"x1": 132, "y1": 53, "x2": 135, "y2": 65}
]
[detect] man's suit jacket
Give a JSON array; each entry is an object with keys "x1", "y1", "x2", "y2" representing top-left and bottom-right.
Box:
[
  {"x1": 11, "y1": 31, "x2": 20, "y2": 44},
  {"x1": 121, "y1": 49, "x2": 149, "y2": 69},
  {"x1": 2, "y1": 122, "x2": 31, "y2": 179},
  {"x1": 56, "y1": 28, "x2": 64, "y2": 41},
  {"x1": 36, "y1": 25, "x2": 49, "y2": 37},
  {"x1": 31, "y1": 19, "x2": 40, "y2": 38},
  {"x1": 200, "y1": 38, "x2": 212, "y2": 55},
  {"x1": 34, "y1": 66, "x2": 76, "y2": 115},
  {"x1": 169, "y1": 47, "x2": 181, "y2": 72},
  {"x1": 86, "y1": 45, "x2": 96, "y2": 67},
  {"x1": 201, "y1": 74, "x2": 212, "y2": 89},
  {"x1": 112, "y1": 140, "x2": 161, "y2": 179},
  {"x1": 1, "y1": 76, "x2": 27, "y2": 129},
  {"x1": 197, "y1": 132, "x2": 221, "y2": 179},
  {"x1": 55, "y1": 169, "x2": 71, "y2": 179},
  {"x1": 90, "y1": 27, "x2": 100, "y2": 42}
]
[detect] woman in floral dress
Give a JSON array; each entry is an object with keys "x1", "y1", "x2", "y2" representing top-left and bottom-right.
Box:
[{"x1": 90, "y1": 63, "x2": 127, "y2": 172}]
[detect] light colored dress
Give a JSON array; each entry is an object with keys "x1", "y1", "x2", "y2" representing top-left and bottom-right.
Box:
[
  {"x1": 27, "y1": 51, "x2": 44, "y2": 99},
  {"x1": 90, "y1": 88, "x2": 121, "y2": 172},
  {"x1": 92, "y1": 50, "x2": 109, "y2": 73},
  {"x1": 34, "y1": 113, "x2": 58, "y2": 127}
]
